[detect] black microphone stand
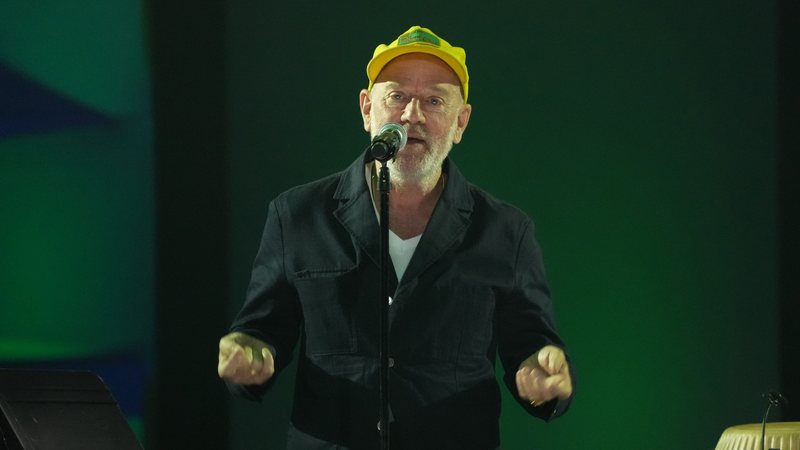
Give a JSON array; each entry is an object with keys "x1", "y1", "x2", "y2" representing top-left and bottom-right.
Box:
[
  {"x1": 377, "y1": 161, "x2": 391, "y2": 450},
  {"x1": 368, "y1": 124, "x2": 405, "y2": 450}
]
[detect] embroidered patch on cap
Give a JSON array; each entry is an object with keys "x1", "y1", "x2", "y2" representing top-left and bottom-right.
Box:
[{"x1": 398, "y1": 29, "x2": 440, "y2": 47}]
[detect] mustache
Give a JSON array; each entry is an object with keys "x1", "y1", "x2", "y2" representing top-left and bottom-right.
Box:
[{"x1": 405, "y1": 126, "x2": 427, "y2": 140}]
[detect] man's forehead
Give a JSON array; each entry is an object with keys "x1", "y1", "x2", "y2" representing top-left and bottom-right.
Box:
[{"x1": 374, "y1": 54, "x2": 461, "y2": 92}]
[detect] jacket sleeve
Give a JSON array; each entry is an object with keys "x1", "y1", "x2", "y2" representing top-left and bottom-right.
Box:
[
  {"x1": 496, "y1": 219, "x2": 575, "y2": 420},
  {"x1": 227, "y1": 198, "x2": 302, "y2": 400}
]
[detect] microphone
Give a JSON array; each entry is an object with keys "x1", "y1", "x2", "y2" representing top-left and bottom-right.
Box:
[
  {"x1": 368, "y1": 122, "x2": 407, "y2": 162},
  {"x1": 765, "y1": 391, "x2": 789, "y2": 406}
]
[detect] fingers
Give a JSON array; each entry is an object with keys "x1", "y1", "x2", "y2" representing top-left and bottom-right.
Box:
[
  {"x1": 217, "y1": 333, "x2": 275, "y2": 385},
  {"x1": 246, "y1": 345, "x2": 271, "y2": 377},
  {"x1": 218, "y1": 344, "x2": 274, "y2": 385},
  {"x1": 217, "y1": 342, "x2": 245, "y2": 378},
  {"x1": 218, "y1": 333, "x2": 240, "y2": 358},
  {"x1": 552, "y1": 372, "x2": 573, "y2": 399},
  {"x1": 515, "y1": 345, "x2": 571, "y2": 406},
  {"x1": 516, "y1": 366, "x2": 539, "y2": 402},
  {"x1": 536, "y1": 345, "x2": 567, "y2": 376},
  {"x1": 516, "y1": 365, "x2": 573, "y2": 405}
]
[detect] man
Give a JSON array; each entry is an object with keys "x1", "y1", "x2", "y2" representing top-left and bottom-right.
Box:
[{"x1": 218, "y1": 26, "x2": 574, "y2": 449}]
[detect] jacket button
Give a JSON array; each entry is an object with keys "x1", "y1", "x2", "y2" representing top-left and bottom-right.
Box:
[
  {"x1": 388, "y1": 357, "x2": 395, "y2": 368},
  {"x1": 388, "y1": 296, "x2": 393, "y2": 306}
]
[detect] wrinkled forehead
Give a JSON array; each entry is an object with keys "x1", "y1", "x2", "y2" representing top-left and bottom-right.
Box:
[{"x1": 373, "y1": 53, "x2": 462, "y2": 95}]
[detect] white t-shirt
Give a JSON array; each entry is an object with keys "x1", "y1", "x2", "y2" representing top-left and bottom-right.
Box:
[
  {"x1": 388, "y1": 231, "x2": 421, "y2": 281},
  {"x1": 365, "y1": 165, "x2": 422, "y2": 282}
]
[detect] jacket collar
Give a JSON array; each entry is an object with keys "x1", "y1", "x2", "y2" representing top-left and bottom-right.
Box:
[{"x1": 333, "y1": 151, "x2": 475, "y2": 284}]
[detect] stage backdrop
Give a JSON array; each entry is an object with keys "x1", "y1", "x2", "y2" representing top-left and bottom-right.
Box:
[
  {"x1": 0, "y1": 1, "x2": 784, "y2": 449},
  {"x1": 225, "y1": 1, "x2": 779, "y2": 449},
  {"x1": 0, "y1": 0, "x2": 154, "y2": 441}
]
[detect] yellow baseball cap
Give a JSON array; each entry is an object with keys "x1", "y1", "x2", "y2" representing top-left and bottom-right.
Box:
[{"x1": 366, "y1": 26, "x2": 469, "y2": 102}]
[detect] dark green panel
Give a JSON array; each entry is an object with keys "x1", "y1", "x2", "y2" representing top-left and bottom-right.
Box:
[
  {"x1": 0, "y1": 122, "x2": 154, "y2": 359},
  {"x1": 148, "y1": 0, "x2": 231, "y2": 447},
  {"x1": 779, "y1": 0, "x2": 800, "y2": 422},
  {"x1": 0, "y1": 2, "x2": 154, "y2": 446},
  {"x1": 0, "y1": 1, "x2": 150, "y2": 116}
]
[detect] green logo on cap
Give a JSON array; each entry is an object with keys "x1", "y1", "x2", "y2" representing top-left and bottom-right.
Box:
[{"x1": 398, "y1": 30, "x2": 440, "y2": 47}]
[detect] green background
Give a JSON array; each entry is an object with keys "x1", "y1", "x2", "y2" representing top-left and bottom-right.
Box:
[
  {"x1": 0, "y1": 0, "x2": 153, "y2": 437},
  {"x1": 1, "y1": 0, "x2": 792, "y2": 449},
  {"x1": 0, "y1": 1, "x2": 153, "y2": 356}
]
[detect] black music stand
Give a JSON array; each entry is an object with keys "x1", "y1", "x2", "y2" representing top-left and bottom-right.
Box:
[{"x1": 0, "y1": 369, "x2": 142, "y2": 450}]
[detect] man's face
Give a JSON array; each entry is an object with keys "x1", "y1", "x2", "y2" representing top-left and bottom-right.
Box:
[{"x1": 359, "y1": 53, "x2": 472, "y2": 184}]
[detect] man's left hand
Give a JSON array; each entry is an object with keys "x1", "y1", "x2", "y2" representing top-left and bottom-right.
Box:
[{"x1": 515, "y1": 345, "x2": 573, "y2": 407}]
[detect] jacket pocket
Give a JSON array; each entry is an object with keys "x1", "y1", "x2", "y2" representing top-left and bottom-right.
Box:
[
  {"x1": 426, "y1": 279, "x2": 496, "y2": 362},
  {"x1": 294, "y1": 268, "x2": 358, "y2": 356},
  {"x1": 454, "y1": 282, "x2": 496, "y2": 359}
]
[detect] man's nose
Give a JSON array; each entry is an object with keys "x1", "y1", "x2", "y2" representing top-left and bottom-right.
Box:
[{"x1": 400, "y1": 98, "x2": 425, "y2": 124}]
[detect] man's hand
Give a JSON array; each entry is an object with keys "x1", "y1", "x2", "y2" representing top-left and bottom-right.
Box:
[
  {"x1": 217, "y1": 332, "x2": 275, "y2": 385},
  {"x1": 515, "y1": 345, "x2": 573, "y2": 407}
]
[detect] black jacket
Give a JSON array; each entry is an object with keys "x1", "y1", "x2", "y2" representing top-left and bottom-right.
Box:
[{"x1": 229, "y1": 152, "x2": 573, "y2": 449}]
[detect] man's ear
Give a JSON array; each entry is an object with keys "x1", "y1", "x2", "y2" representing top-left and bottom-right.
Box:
[
  {"x1": 359, "y1": 89, "x2": 372, "y2": 132},
  {"x1": 452, "y1": 103, "x2": 472, "y2": 144}
]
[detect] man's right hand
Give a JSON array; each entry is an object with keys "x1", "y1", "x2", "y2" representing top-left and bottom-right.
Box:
[{"x1": 217, "y1": 332, "x2": 275, "y2": 385}]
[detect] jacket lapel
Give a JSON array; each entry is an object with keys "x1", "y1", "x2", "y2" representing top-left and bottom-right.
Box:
[
  {"x1": 332, "y1": 154, "x2": 474, "y2": 285},
  {"x1": 398, "y1": 159, "x2": 474, "y2": 285},
  {"x1": 333, "y1": 153, "x2": 382, "y2": 269}
]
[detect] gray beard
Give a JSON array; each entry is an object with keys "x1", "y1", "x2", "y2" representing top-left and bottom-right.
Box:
[
  {"x1": 387, "y1": 146, "x2": 450, "y2": 191},
  {"x1": 384, "y1": 127, "x2": 457, "y2": 188}
]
